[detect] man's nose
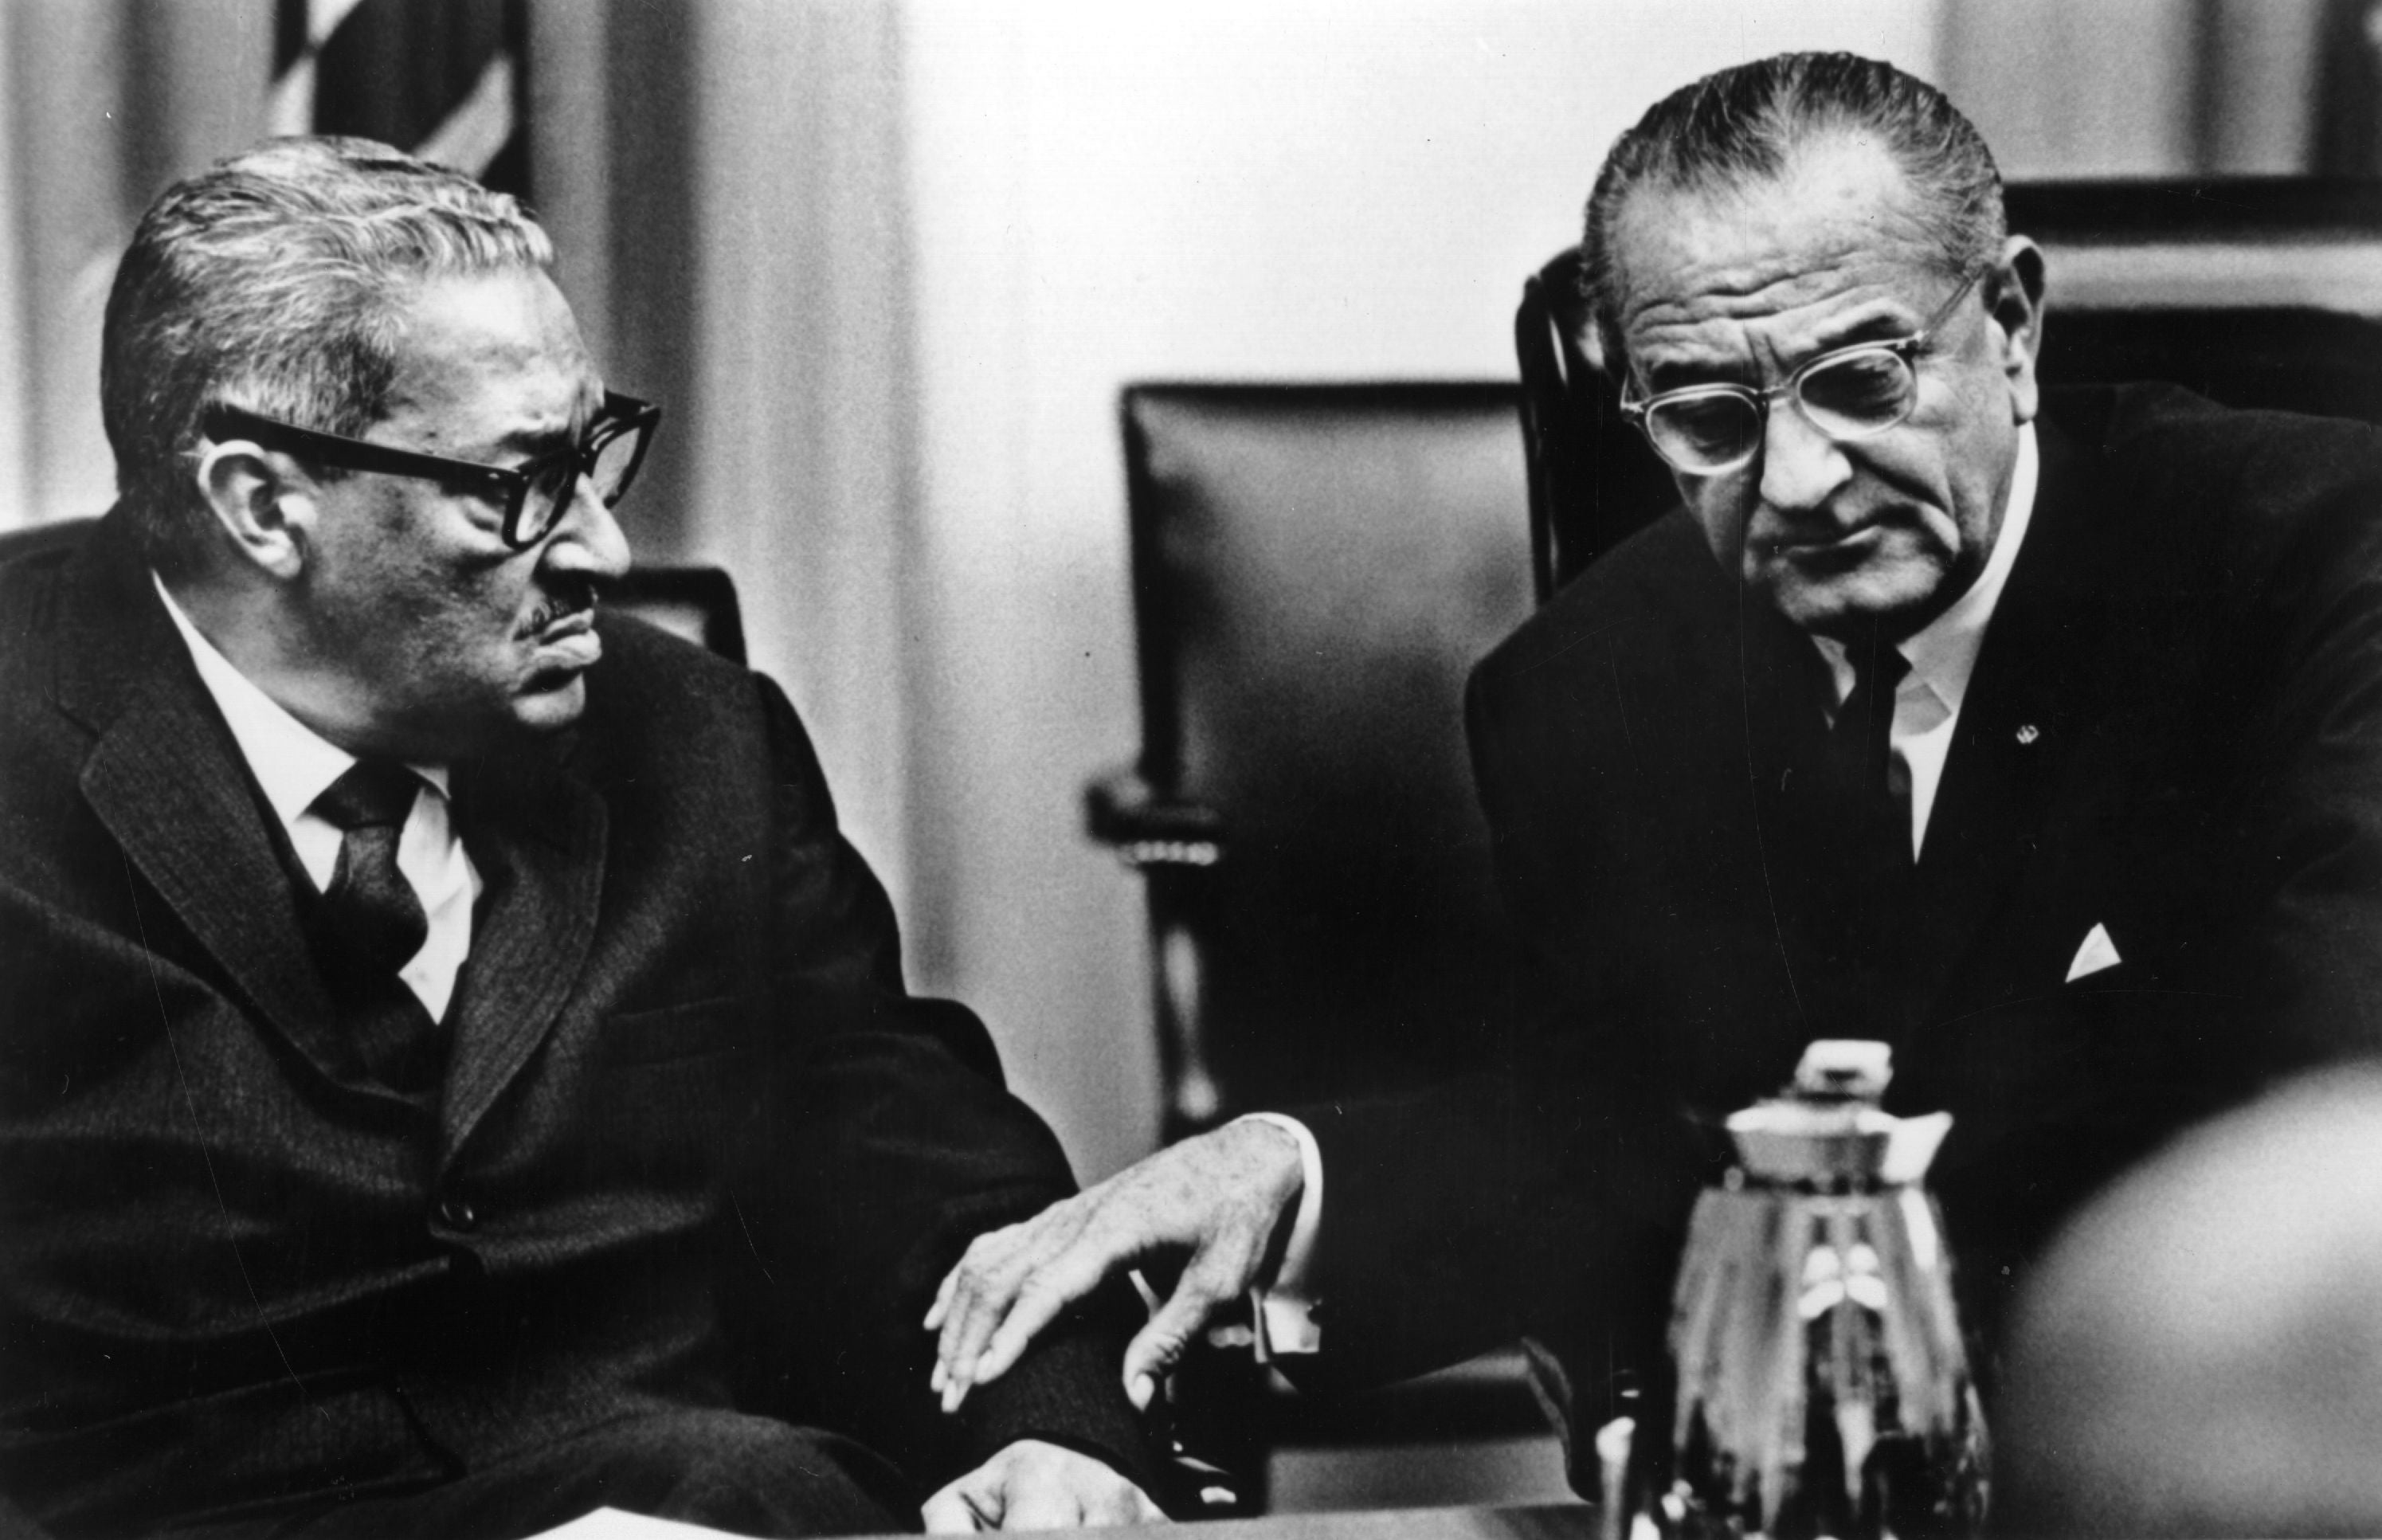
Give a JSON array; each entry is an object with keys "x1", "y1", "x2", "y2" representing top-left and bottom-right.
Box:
[
  {"x1": 542, "y1": 474, "x2": 632, "y2": 580},
  {"x1": 1757, "y1": 399, "x2": 1854, "y2": 515}
]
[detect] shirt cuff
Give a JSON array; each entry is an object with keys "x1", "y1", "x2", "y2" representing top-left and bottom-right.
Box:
[{"x1": 1236, "y1": 1112, "x2": 1322, "y2": 1357}]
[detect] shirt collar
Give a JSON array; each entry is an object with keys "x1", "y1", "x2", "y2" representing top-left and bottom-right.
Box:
[
  {"x1": 150, "y1": 571, "x2": 449, "y2": 825},
  {"x1": 1812, "y1": 421, "x2": 2039, "y2": 712},
  {"x1": 1898, "y1": 421, "x2": 2039, "y2": 715}
]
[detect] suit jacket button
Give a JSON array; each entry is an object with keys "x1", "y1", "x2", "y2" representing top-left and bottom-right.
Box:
[{"x1": 437, "y1": 1197, "x2": 478, "y2": 1232}]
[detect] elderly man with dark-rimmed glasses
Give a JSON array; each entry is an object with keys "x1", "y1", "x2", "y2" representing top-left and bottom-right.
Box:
[{"x1": 0, "y1": 138, "x2": 1163, "y2": 1538}]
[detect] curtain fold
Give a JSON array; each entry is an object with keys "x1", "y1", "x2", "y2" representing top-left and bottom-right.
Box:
[
  {"x1": 0, "y1": 1, "x2": 268, "y2": 530},
  {"x1": 1935, "y1": 0, "x2": 2345, "y2": 180},
  {"x1": 522, "y1": 0, "x2": 925, "y2": 946}
]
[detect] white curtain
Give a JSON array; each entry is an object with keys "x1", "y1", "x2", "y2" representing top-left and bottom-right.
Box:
[
  {"x1": 1937, "y1": 0, "x2": 2334, "y2": 179},
  {"x1": 0, "y1": 1, "x2": 270, "y2": 531},
  {"x1": 525, "y1": 0, "x2": 925, "y2": 948}
]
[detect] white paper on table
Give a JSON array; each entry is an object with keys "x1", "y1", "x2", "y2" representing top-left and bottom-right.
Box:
[{"x1": 528, "y1": 1507, "x2": 748, "y2": 1538}]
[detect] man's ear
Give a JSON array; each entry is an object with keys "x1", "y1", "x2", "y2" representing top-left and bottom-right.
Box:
[
  {"x1": 195, "y1": 438, "x2": 316, "y2": 582},
  {"x1": 1987, "y1": 234, "x2": 2047, "y2": 425}
]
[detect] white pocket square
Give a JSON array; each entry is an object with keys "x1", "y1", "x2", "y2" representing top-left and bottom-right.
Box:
[{"x1": 2065, "y1": 922, "x2": 2122, "y2": 982}]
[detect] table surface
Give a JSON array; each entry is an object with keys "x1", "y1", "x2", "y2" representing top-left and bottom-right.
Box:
[
  {"x1": 543, "y1": 1501, "x2": 1598, "y2": 1540},
  {"x1": 1172, "y1": 1503, "x2": 1596, "y2": 1540}
]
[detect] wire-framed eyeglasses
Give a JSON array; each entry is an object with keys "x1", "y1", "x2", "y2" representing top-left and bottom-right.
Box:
[
  {"x1": 200, "y1": 392, "x2": 662, "y2": 551},
  {"x1": 1619, "y1": 270, "x2": 1982, "y2": 476}
]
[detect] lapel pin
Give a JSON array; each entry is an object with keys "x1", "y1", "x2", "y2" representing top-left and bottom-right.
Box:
[{"x1": 2016, "y1": 723, "x2": 2040, "y2": 745}]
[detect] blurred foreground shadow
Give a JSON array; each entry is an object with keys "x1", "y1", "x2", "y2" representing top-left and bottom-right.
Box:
[{"x1": 2000, "y1": 1066, "x2": 2382, "y2": 1535}]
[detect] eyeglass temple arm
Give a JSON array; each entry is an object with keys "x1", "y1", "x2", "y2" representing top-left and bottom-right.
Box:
[{"x1": 202, "y1": 408, "x2": 518, "y2": 492}]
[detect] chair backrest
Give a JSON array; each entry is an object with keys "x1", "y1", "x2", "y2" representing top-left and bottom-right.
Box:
[
  {"x1": 1118, "y1": 384, "x2": 1537, "y2": 1119},
  {"x1": 1519, "y1": 177, "x2": 2382, "y2": 599},
  {"x1": 0, "y1": 515, "x2": 747, "y2": 665},
  {"x1": 1514, "y1": 250, "x2": 1671, "y2": 600},
  {"x1": 0, "y1": 517, "x2": 100, "y2": 568},
  {"x1": 612, "y1": 564, "x2": 747, "y2": 665}
]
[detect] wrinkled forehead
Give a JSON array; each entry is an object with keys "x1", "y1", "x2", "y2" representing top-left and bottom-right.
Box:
[
  {"x1": 380, "y1": 268, "x2": 604, "y2": 450},
  {"x1": 1607, "y1": 138, "x2": 1949, "y2": 379}
]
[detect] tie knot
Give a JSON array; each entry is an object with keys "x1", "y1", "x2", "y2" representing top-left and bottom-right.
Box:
[
  {"x1": 315, "y1": 759, "x2": 422, "y2": 833},
  {"x1": 1848, "y1": 639, "x2": 1911, "y2": 702}
]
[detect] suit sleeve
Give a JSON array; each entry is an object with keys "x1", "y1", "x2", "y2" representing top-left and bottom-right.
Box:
[
  {"x1": 1277, "y1": 654, "x2": 1706, "y2": 1403},
  {"x1": 2180, "y1": 417, "x2": 2382, "y2": 1068},
  {"x1": 724, "y1": 674, "x2": 1156, "y2": 1493}
]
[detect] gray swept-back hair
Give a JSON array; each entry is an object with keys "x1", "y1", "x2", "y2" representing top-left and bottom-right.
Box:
[
  {"x1": 1581, "y1": 52, "x2": 2004, "y2": 371},
  {"x1": 102, "y1": 136, "x2": 554, "y2": 573}
]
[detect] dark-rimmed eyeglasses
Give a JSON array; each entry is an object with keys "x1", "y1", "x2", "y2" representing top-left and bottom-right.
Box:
[
  {"x1": 200, "y1": 392, "x2": 662, "y2": 551},
  {"x1": 1619, "y1": 270, "x2": 1982, "y2": 476}
]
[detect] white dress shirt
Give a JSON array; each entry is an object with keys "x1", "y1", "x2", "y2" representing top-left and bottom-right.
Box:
[
  {"x1": 1236, "y1": 1112, "x2": 1324, "y2": 1356},
  {"x1": 1812, "y1": 423, "x2": 2040, "y2": 859},
  {"x1": 1247, "y1": 425, "x2": 2044, "y2": 1351},
  {"x1": 152, "y1": 574, "x2": 480, "y2": 1021}
]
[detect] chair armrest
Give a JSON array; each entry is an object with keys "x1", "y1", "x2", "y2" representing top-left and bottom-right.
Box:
[
  {"x1": 1087, "y1": 766, "x2": 1228, "y2": 1135},
  {"x1": 1084, "y1": 766, "x2": 1224, "y2": 868}
]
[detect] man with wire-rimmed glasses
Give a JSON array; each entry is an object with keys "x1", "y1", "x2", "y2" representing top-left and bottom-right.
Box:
[
  {"x1": 922, "y1": 49, "x2": 2382, "y2": 1507},
  {"x1": 0, "y1": 138, "x2": 1162, "y2": 1538}
]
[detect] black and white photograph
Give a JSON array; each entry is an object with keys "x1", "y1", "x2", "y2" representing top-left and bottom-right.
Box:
[{"x1": 4, "y1": 2, "x2": 2382, "y2": 1536}]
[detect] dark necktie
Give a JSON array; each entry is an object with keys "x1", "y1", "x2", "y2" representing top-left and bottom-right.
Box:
[
  {"x1": 312, "y1": 759, "x2": 443, "y2": 1093},
  {"x1": 1791, "y1": 632, "x2": 1914, "y2": 1040},
  {"x1": 1828, "y1": 636, "x2": 1913, "y2": 874}
]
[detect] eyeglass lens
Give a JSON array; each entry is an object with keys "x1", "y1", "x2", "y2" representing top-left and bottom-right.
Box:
[
  {"x1": 1647, "y1": 348, "x2": 1918, "y2": 472},
  {"x1": 517, "y1": 416, "x2": 649, "y2": 543},
  {"x1": 586, "y1": 421, "x2": 646, "y2": 505}
]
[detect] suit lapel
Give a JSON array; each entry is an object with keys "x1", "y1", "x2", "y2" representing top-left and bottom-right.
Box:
[
  {"x1": 58, "y1": 514, "x2": 614, "y2": 1130},
  {"x1": 1905, "y1": 418, "x2": 2117, "y2": 1019},
  {"x1": 436, "y1": 735, "x2": 605, "y2": 1170},
  {"x1": 61, "y1": 516, "x2": 385, "y2": 1095}
]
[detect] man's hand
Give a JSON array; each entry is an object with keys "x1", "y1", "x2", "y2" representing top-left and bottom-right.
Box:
[
  {"x1": 927, "y1": 1119, "x2": 1305, "y2": 1412},
  {"x1": 921, "y1": 1439, "x2": 1165, "y2": 1531}
]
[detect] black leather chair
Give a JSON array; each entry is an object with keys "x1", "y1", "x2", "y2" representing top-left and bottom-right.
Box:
[
  {"x1": 0, "y1": 517, "x2": 98, "y2": 568},
  {"x1": 0, "y1": 515, "x2": 748, "y2": 665},
  {"x1": 1513, "y1": 249, "x2": 1671, "y2": 601},
  {"x1": 609, "y1": 562, "x2": 747, "y2": 664},
  {"x1": 1088, "y1": 385, "x2": 1554, "y2": 1511},
  {"x1": 1091, "y1": 385, "x2": 1540, "y2": 1141},
  {"x1": 1517, "y1": 178, "x2": 2382, "y2": 599}
]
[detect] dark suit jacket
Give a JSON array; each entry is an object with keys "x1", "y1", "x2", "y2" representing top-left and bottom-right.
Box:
[
  {"x1": 0, "y1": 513, "x2": 1147, "y2": 1536},
  {"x1": 1293, "y1": 385, "x2": 2382, "y2": 1413}
]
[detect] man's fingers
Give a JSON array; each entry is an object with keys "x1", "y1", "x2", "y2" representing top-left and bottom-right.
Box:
[
  {"x1": 942, "y1": 1254, "x2": 1095, "y2": 1410},
  {"x1": 934, "y1": 1205, "x2": 1087, "y2": 1364},
  {"x1": 931, "y1": 1123, "x2": 1307, "y2": 1415},
  {"x1": 1120, "y1": 1225, "x2": 1271, "y2": 1406},
  {"x1": 930, "y1": 1442, "x2": 1158, "y2": 1532},
  {"x1": 1122, "y1": 1308, "x2": 1193, "y2": 1409},
  {"x1": 921, "y1": 1482, "x2": 989, "y2": 1533},
  {"x1": 1118, "y1": 1281, "x2": 1222, "y2": 1404},
  {"x1": 966, "y1": 1244, "x2": 1120, "y2": 1389},
  {"x1": 925, "y1": 1262, "x2": 961, "y2": 1330},
  {"x1": 938, "y1": 1244, "x2": 1052, "y2": 1411},
  {"x1": 937, "y1": 1193, "x2": 1154, "y2": 1410},
  {"x1": 934, "y1": 1225, "x2": 1048, "y2": 1410},
  {"x1": 998, "y1": 1482, "x2": 1079, "y2": 1532}
]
